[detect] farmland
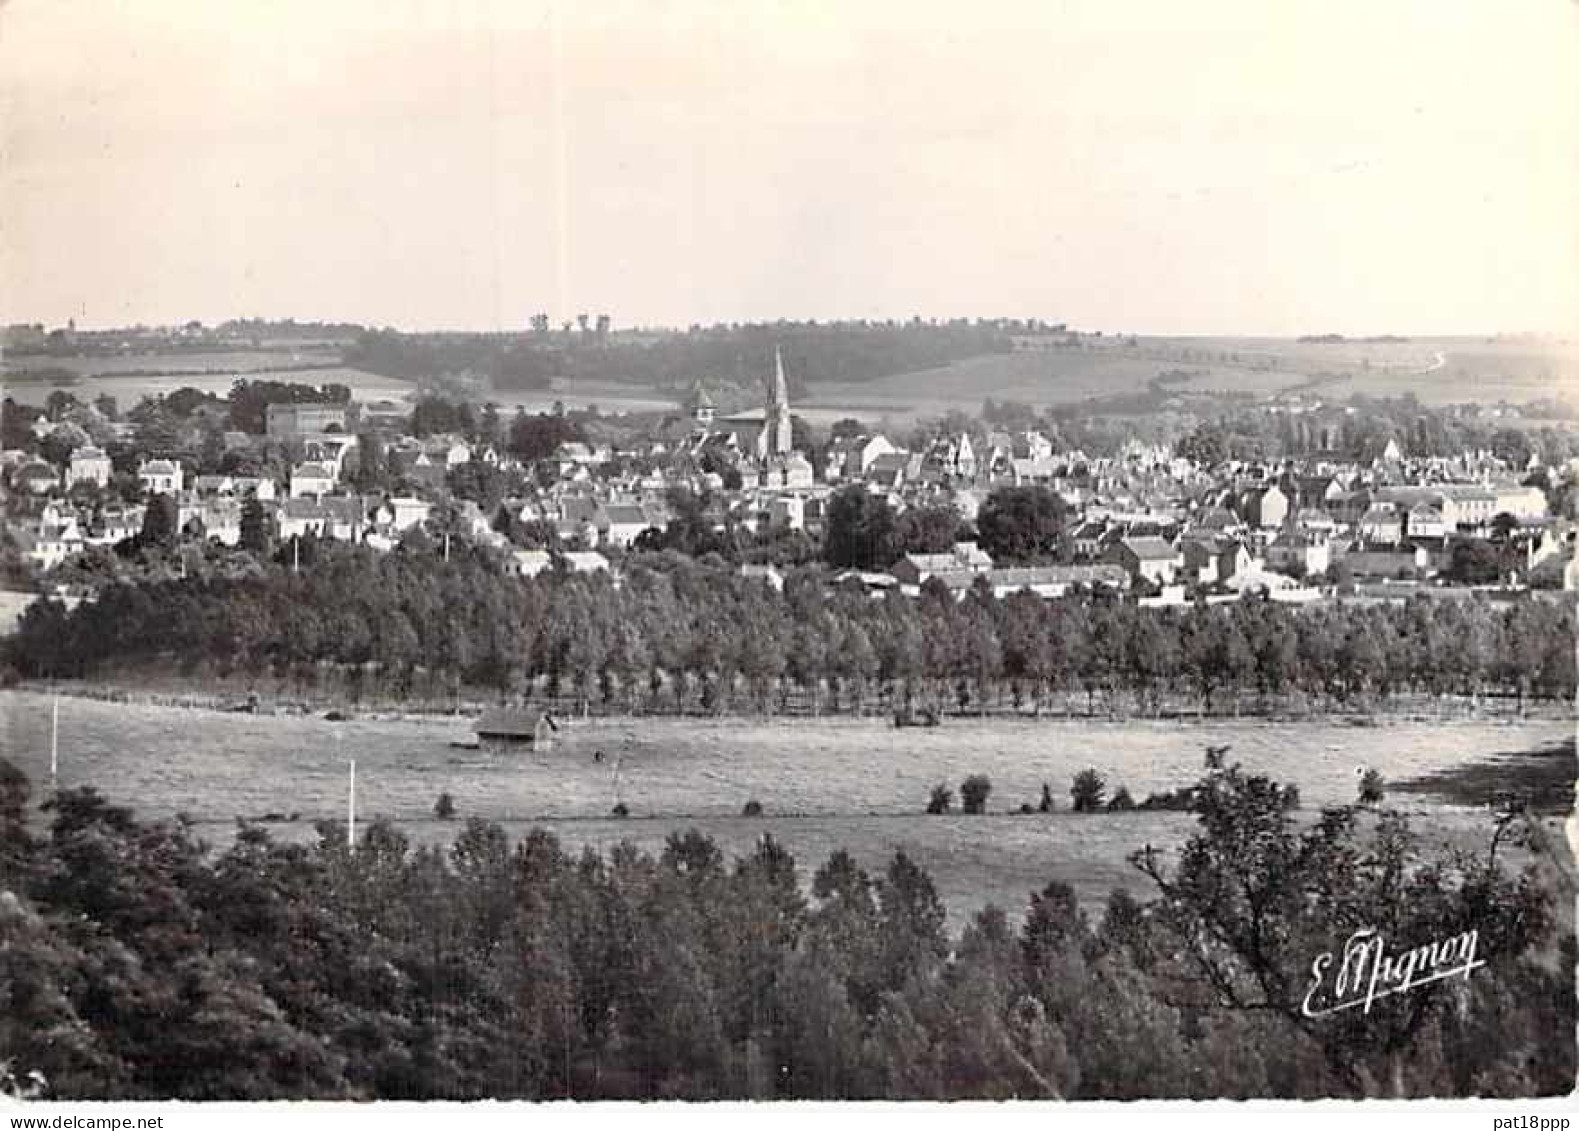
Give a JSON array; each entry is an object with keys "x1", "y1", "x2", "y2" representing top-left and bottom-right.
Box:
[
  {"x1": 3, "y1": 348, "x2": 342, "y2": 376},
  {"x1": 794, "y1": 335, "x2": 1578, "y2": 421},
  {"x1": 7, "y1": 333, "x2": 1573, "y2": 421},
  {"x1": 2, "y1": 690, "x2": 1567, "y2": 923},
  {"x1": 2, "y1": 359, "x2": 413, "y2": 410},
  {"x1": 1303, "y1": 339, "x2": 1579, "y2": 405}
]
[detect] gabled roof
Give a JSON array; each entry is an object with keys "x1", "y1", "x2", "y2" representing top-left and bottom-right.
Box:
[
  {"x1": 600, "y1": 504, "x2": 649, "y2": 527},
  {"x1": 1117, "y1": 536, "x2": 1180, "y2": 561},
  {"x1": 475, "y1": 708, "x2": 550, "y2": 739},
  {"x1": 991, "y1": 564, "x2": 1130, "y2": 588},
  {"x1": 1182, "y1": 534, "x2": 1244, "y2": 557}
]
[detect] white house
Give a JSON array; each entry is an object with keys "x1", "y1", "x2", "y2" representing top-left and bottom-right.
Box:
[
  {"x1": 596, "y1": 503, "x2": 652, "y2": 548},
  {"x1": 505, "y1": 549, "x2": 554, "y2": 578},
  {"x1": 289, "y1": 462, "x2": 338, "y2": 499},
  {"x1": 232, "y1": 476, "x2": 278, "y2": 502},
  {"x1": 387, "y1": 497, "x2": 431, "y2": 532},
  {"x1": 826, "y1": 433, "x2": 897, "y2": 481},
  {"x1": 189, "y1": 499, "x2": 243, "y2": 546},
  {"x1": 277, "y1": 499, "x2": 328, "y2": 541},
  {"x1": 86, "y1": 505, "x2": 142, "y2": 546},
  {"x1": 560, "y1": 550, "x2": 611, "y2": 575},
  {"x1": 137, "y1": 459, "x2": 184, "y2": 496},
  {"x1": 65, "y1": 446, "x2": 112, "y2": 490},
  {"x1": 781, "y1": 453, "x2": 814, "y2": 490},
  {"x1": 766, "y1": 494, "x2": 804, "y2": 532},
  {"x1": 20, "y1": 509, "x2": 84, "y2": 570}
]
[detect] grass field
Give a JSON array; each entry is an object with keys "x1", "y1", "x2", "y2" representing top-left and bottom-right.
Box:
[
  {"x1": 1306, "y1": 339, "x2": 1579, "y2": 405},
  {"x1": 2, "y1": 349, "x2": 344, "y2": 376},
  {"x1": 3, "y1": 365, "x2": 413, "y2": 409},
  {"x1": 3, "y1": 691, "x2": 1567, "y2": 922},
  {"x1": 798, "y1": 350, "x2": 1227, "y2": 420},
  {"x1": 792, "y1": 336, "x2": 1578, "y2": 421}
]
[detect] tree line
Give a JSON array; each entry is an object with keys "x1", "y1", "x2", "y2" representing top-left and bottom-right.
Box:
[
  {"x1": 7, "y1": 543, "x2": 1572, "y2": 714},
  {"x1": 0, "y1": 750, "x2": 1567, "y2": 1100},
  {"x1": 345, "y1": 320, "x2": 1014, "y2": 394},
  {"x1": 1175, "y1": 398, "x2": 1579, "y2": 472}
]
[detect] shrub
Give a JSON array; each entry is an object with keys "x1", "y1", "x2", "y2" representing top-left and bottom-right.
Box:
[
  {"x1": 1139, "y1": 786, "x2": 1198, "y2": 812},
  {"x1": 1357, "y1": 768, "x2": 1385, "y2": 807},
  {"x1": 1019, "y1": 802, "x2": 1035, "y2": 815},
  {"x1": 612, "y1": 802, "x2": 630, "y2": 818},
  {"x1": 960, "y1": 774, "x2": 992, "y2": 815},
  {"x1": 434, "y1": 791, "x2": 457, "y2": 820},
  {"x1": 1107, "y1": 786, "x2": 1136, "y2": 811},
  {"x1": 742, "y1": 799, "x2": 763, "y2": 817},
  {"x1": 926, "y1": 783, "x2": 954, "y2": 815},
  {"x1": 1070, "y1": 768, "x2": 1107, "y2": 812}
]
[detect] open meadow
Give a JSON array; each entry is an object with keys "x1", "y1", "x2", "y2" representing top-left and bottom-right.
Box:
[
  {"x1": 1303, "y1": 337, "x2": 1579, "y2": 405},
  {"x1": 782, "y1": 335, "x2": 1577, "y2": 421},
  {"x1": 3, "y1": 348, "x2": 343, "y2": 376},
  {"x1": 2, "y1": 361, "x2": 413, "y2": 409},
  {"x1": 3, "y1": 690, "x2": 1568, "y2": 923}
]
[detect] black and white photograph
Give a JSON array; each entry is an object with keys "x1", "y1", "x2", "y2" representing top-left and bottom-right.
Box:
[{"x1": 0, "y1": 1, "x2": 1575, "y2": 1121}]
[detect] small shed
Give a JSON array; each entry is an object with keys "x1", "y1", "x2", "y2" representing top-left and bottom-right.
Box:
[{"x1": 475, "y1": 709, "x2": 558, "y2": 752}]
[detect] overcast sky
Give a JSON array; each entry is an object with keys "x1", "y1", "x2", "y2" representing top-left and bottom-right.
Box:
[{"x1": 2, "y1": 1, "x2": 1575, "y2": 335}]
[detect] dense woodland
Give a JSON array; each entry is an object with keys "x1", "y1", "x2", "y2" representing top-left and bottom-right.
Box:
[
  {"x1": 8, "y1": 543, "x2": 1573, "y2": 715},
  {"x1": 0, "y1": 750, "x2": 1568, "y2": 1100}
]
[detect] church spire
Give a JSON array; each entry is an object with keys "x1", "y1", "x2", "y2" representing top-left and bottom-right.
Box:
[
  {"x1": 771, "y1": 346, "x2": 788, "y2": 409},
  {"x1": 757, "y1": 345, "x2": 794, "y2": 459}
]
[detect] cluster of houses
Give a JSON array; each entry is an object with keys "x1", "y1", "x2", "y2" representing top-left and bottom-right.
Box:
[{"x1": 6, "y1": 354, "x2": 1577, "y2": 601}]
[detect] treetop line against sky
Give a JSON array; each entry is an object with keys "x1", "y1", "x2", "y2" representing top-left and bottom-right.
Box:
[{"x1": 1, "y1": 1, "x2": 1575, "y2": 337}]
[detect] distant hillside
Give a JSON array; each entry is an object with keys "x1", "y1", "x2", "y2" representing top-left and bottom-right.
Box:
[
  {"x1": 343, "y1": 320, "x2": 1017, "y2": 393},
  {"x1": 1297, "y1": 333, "x2": 1411, "y2": 344}
]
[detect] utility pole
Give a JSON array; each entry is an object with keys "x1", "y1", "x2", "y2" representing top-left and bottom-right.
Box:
[
  {"x1": 49, "y1": 694, "x2": 59, "y2": 790},
  {"x1": 347, "y1": 755, "x2": 356, "y2": 851},
  {"x1": 292, "y1": 535, "x2": 300, "y2": 574}
]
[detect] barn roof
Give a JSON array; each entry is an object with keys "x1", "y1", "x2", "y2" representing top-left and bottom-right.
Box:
[{"x1": 475, "y1": 708, "x2": 549, "y2": 738}]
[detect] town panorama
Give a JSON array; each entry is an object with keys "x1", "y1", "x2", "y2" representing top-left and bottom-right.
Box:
[{"x1": 1, "y1": 315, "x2": 1573, "y2": 1104}]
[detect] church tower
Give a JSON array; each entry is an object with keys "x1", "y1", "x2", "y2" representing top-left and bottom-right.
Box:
[
  {"x1": 686, "y1": 379, "x2": 715, "y2": 427},
  {"x1": 756, "y1": 347, "x2": 794, "y2": 459}
]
